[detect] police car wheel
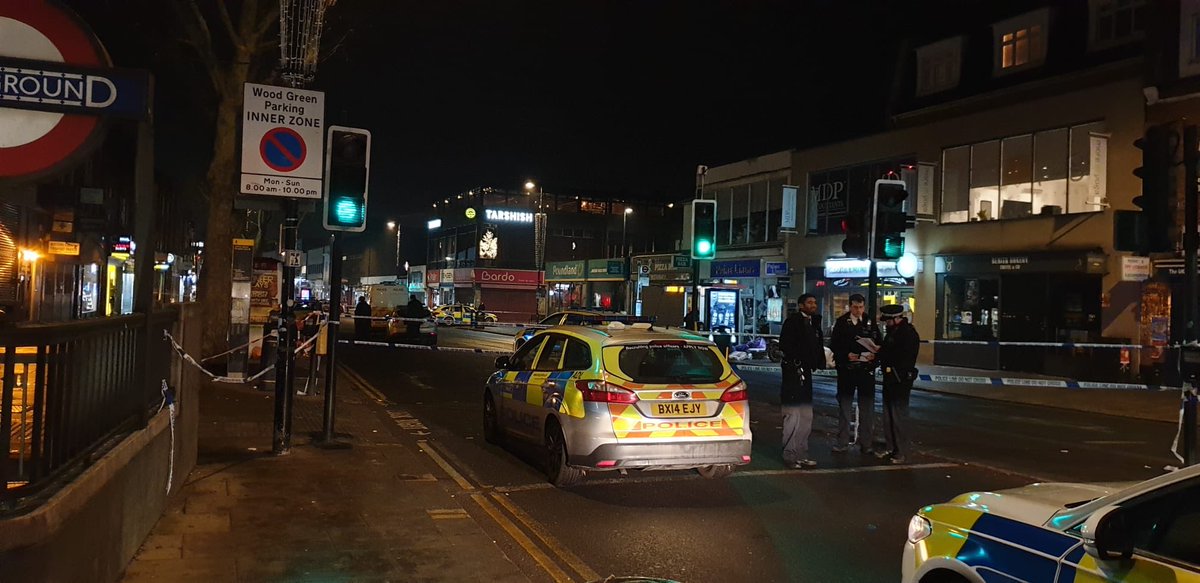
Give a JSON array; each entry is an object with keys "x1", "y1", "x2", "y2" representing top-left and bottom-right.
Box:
[
  {"x1": 696, "y1": 464, "x2": 734, "y2": 479},
  {"x1": 483, "y1": 392, "x2": 501, "y2": 444},
  {"x1": 545, "y1": 422, "x2": 583, "y2": 487}
]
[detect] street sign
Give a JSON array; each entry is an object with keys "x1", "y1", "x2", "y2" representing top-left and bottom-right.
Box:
[
  {"x1": 240, "y1": 83, "x2": 325, "y2": 198},
  {"x1": 48, "y1": 241, "x2": 80, "y2": 256},
  {"x1": 285, "y1": 250, "x2": 302, "y2": 268}
]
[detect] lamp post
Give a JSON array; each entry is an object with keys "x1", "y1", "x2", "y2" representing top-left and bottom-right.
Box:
[
  {"x1": 387, "y1": 220, "x2": 400, "y2": 279},
  {"x1": 526, "y1": 180, "x2": 548, "y2": 316},
  {"x1": 622, "y1": 207, "x2": 633, "y2": 256}
]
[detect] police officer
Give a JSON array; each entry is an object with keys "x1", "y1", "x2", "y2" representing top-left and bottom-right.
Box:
[
  {"x1": 830, "y1": 293, "x2": 881, "y2": 454},
  {"x1": 875, "y1": 303, "x2": 920, "y2": 464}
]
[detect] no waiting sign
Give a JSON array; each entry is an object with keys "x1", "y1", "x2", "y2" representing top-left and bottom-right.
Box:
[{"x1": 240, "y1": 83, "x2": 325, "y2": 198}]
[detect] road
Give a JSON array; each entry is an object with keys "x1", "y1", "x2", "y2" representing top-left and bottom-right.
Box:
[{"x1": 335, "y1": 327, "x2": 1178, "y2": 582}]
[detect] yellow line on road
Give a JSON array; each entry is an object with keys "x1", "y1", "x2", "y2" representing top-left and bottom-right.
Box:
[
  {"x1": 472, "y1": 493, "x2": 575, "y2": 583},
  {"x1": 418, "y1": 439, "x2": 476, "y2": 492},
  {"x1": 341, "y1": 366, "x2": 388, "y2": 402},
  {"x1": 490, "y1": 492, "x2": 600, "y2": 582}
]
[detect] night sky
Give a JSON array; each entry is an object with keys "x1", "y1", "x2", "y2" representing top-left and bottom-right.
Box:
[{"x1": 61, "y1": 0, "x2": 960, "y2": 237}]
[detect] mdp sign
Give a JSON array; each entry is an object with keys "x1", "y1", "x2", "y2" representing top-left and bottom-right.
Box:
[{"x1": 0, "y1": 0, "x2": 151, "y2": 180}]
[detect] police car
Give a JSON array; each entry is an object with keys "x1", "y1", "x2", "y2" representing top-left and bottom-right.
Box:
[
  {"x1": 432, "y1": 304, "x2": 498, "y2": 326},
  {"x1": 512, "y1": 311, "x2": 654, "y2": 351},
  {"x1": 904, "y1": 464, "x2": 1200, "y2": 582},
  {"x1": 485, "y1": 323, "x2": 752, "y2": 486}
]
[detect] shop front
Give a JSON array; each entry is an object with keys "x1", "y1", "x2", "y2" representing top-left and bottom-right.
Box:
[
  {"x1": 407, "y1": 265, "x2": 426, "y2": 304},
  {"x1": 632, "y1": 254, "x2": 692, "y2": 325},
  {"x1": 585, "y1": 258, "x2": 627, "y2": 312},
  {"x1": 934, "y1": 250, "x2": 1107, "y2": 375},
  {"x1": 807, "y1": 259, "x2": 916, "y2": 329},
  {"x1": 545, "y1": 260, "x2": 587, "y2": 312},
  {"x1": 426, "y1": 267, "x2": 456, "y2": 307},
  {"x1": 469, "y1": 268, "x2": 541, "y2": 323},
  {"x1": 703, "y1": 258, "x2": 789, "y2": 337}
]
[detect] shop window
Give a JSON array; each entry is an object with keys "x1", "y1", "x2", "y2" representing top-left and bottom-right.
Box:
[
  {"x1": 1068, "y1": 122, "x2": 1108, "y2": 213},
  {"x1": 1034, "y1": 128, "x2": 1068, "y2": 215},
  {"x1": 942, "y1": 276, "x2": 999, "y2": 340},
  {"x1": 970, "y1": 140, "x2": 1000, "y2": 222},
  {"x1": 941, "y1": 146, "x2": 971, "y2": 223},
  {"x1": 1000, "y1": 134, "x2": 1033, "y2": 219},
  {"x1": 716, "y1": 189, "x2": 733, "y2": 246},
  {"x1": 730, "y1": 184, "x2": 750, "y2": 245},
  {"x1": 1089, "y1": 0, "x2": 1146, "y2": 49}
]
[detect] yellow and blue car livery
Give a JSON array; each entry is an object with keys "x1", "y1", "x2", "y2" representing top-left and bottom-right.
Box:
[
  {"x1": 485, "y1": 324, "x2": 751, "y2": 486},
  {"x1": 904, "y1": 465, "x2": 1200, "y2": 583}
]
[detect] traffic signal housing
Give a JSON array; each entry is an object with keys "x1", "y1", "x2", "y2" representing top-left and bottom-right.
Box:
[
  {"x1": 323, "y1": 126, "x2": 372, "y2": 232},
  {"x1": 873, "y1": 179, "x2": 910, "y2": 259},
  {"x1": 1131, "y1": 124, "x2": 1176, "y2": 253},
  {"x1": 691, "y1": 199, "x2": 717, "y2": 260},
  {"x1": 841, "y1": 212, "x2": 868, "y2": 258}
]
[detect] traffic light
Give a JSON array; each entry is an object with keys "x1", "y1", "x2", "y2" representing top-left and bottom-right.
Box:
[
  {"x1": 873, "y1": 179, "x2": 910, "y2": 259},
  {"x1": 1131, "y1": 124, "x2": 1176, "y2": 253},
  {"x1": 691, "y1": 199, "x2": 717, "y2": 259},
  {"x1": 323, "y1": 126, "x2": 371, "y2": 232},
  {"x1": 841, "y1": 212, "x2": 868, "y2": 258}
]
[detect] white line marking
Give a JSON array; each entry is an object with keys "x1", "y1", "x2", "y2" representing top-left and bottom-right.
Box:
[{"x1": 1082, "y1": 440, "x2": 1147, "y2": 445}]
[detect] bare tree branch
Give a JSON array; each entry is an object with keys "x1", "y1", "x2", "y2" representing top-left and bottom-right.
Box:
[
  {"x1": 176, "y1": 0, "x2": 222, "y2": 90},
  {"x1": 215, "y1": 0, "x2": 242, "y2": 48},
  {"x1": 254, "y1": 3, "x2": 280, "y2": 41}
]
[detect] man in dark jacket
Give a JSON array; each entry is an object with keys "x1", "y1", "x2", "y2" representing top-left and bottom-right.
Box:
[
  {"x1": 875, "y1": 303, "x2": 920, "y2": 464},
  {"x1": 778, "y1": 293, "x2": 824, "y2": 468},
  {"x1": 830, "y1": 293, "x2": 882, "y2": 455},
  {"x1": 404, "y1": 295, "x2": 429, "y2": 338},
  {"x1": 354, "y1": 296, "x2": 372, "y2": 340}
]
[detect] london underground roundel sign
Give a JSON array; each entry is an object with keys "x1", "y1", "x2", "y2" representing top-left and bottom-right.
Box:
[{"x1": 0, "y1": 1, "x2": 110, "y2": 179}]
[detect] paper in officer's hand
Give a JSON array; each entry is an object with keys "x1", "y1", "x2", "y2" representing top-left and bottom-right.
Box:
[{"x1": 857, "y1": 337, "x2": 880, "y2": 352}]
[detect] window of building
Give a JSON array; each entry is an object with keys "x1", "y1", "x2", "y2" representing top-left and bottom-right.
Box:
[
  {"x1": 749, "y1": 181, "x2": 768, "y2": 243},
  {"x1": 915, "y1": 37, "x2": 963, "y2": 96},
  {"x1": 1090, "y1": 0, "x2": 1146, "y2": 49},
  {"x1": 939, "y1": 122, "x2": 1108, "y2": 223},
  {"x1": 767, "y1": 180, "x2": 784, "y2": 242},
  {"x1": 994, "y1": 10, "x2": 1048, "y2": 74},
  {"x1": 716, "y1": 188, "x2": 733, "y2": 247},
  {"x1": 730, "y1": 184, "x2": 750, "y2": 245}
]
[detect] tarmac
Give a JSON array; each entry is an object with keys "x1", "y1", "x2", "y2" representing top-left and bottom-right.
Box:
[{"x1": 120, "y1": 368, "x2": 531, "y2": 583}]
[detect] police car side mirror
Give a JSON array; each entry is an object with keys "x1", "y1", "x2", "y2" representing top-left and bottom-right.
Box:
[
  {"x1": 1081, "y1": 505, "x2": 1134, "y2": 562},
  {"x1": 494, "y1": 356, "x2": 511, "y2": 370}
]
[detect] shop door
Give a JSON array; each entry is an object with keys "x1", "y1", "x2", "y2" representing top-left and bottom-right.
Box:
[
  {"x1": 999, "y1": 274, "x2": 1047, "y2": 372},
  {"x1": 481, "y1": 288, "x2": 537, "y2": 324}
]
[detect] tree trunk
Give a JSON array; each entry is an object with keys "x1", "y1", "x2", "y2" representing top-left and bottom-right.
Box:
[{"x1": 198, "y1": 45, "x2": 254, "y2": 361}]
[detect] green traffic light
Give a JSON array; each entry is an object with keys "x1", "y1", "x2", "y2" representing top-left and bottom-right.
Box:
[
  {"x1": 696, "y1": 239, "x2": 712, "y2": 256},
  {"x1": 881, "y1": 236, "x2": 905, "y2": 259},
  {"x1": 332, "y1": 196, "x2": 364, "y2": 225}
]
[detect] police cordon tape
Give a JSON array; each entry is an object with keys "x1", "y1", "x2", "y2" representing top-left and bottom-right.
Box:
[
  {"x1": 729, "y1": 362, "x2": 1179, "y2": 391},
  {"x1": 163, "y1": 329, "x2": 321, "y2": 384},
  {"x1": 336, "y1": 338, "x2": 514, "y2": 354}
]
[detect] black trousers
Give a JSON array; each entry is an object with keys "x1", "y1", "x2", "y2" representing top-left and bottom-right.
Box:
[
  {"x1": 882, "y1": 376, "x2": 913, "y2": 456},
  {"x1": 836, "y1": 367, "x2": 876, "y2": 448}
]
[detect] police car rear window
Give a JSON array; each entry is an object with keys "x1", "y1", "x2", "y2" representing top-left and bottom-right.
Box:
[{"x1": 611, "y1": 344, "x2": 724, "y2": 384}]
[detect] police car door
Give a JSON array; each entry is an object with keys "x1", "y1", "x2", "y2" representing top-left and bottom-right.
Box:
[
  {"x1": 524, "y1": 334, "x2": 569, "y2": 438},
  {"x1": 1058, "y1": 481, "x2": 1200, "y2": 582},
  {"x1": 500, "y1": 335, "x2": 547, "y2": 438}
]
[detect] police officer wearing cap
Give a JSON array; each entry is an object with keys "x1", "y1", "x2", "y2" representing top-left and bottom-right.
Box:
[
  {"x1": 874, "y1": 303, "x2": 920, "y2": 464},
  {"x1": 830, "y1": 293, "x2": 882, "y2": 455}
]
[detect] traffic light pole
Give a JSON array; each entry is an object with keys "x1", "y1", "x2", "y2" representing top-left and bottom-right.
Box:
[
  {"x1": 867, "y1": 185, "x2": 880, "y2": 322},
  {"x1": 319, "y1": 232, "x2": 345, "y2": 447},
  {"x1": 273, "y1": 199, "x2": 299, "y2": 455}
]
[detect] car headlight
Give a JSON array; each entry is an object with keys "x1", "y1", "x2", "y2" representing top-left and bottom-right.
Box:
[{"x1": 907, "y1": 515, "x2": 932, "y2": 544}]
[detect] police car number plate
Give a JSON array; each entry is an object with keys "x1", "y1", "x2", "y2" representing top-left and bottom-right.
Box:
[{"x1": 653, "y1": 402, "x2": 703, "y2": 417}]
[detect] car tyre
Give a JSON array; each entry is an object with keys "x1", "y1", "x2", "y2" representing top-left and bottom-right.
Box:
[
  {"x1": 545, "y1": 422, "x2": 583, "y2": 487},
  {"x1": 696, "y1": 464, "x2": 735, "y2": 479},
  {"x1": 483, "y1": 391, "x2": 502, "y2": 445}
]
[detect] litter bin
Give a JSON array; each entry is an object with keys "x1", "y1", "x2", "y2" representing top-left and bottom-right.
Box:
[{"x1": 712, "y1": 327, "x2": 734, "y2": 357}]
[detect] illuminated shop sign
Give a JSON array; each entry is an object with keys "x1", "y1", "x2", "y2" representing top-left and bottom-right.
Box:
[{"x1": 485, "y1": 209, "x2": 533, "y2": 223}]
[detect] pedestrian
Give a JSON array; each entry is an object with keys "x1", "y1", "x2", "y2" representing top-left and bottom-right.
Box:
[
  {"x1": 874, "y1": 303, "x2": 920, "y2": 464},
  {"x1": 405, "y1": 294, "x2": 428, "y2": 338},
  {"x1": 474, "y1": 302, "x2": 487, "y2": 328},
  {"x1": 778, "y1": 293, "x2": 825, "y2": 469},
  {"x1": 354, "y1": 296, "x2": 372, "y2": 340},
  {"x1": 683, "y1": 307, "x2": 700, "y2": 331},
  {"x1": 831, "y1": 293, "x2": 882, "y2": 455}
]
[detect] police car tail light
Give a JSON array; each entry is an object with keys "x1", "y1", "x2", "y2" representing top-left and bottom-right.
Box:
[
  {"x1": 719, "y1": 382, "x2": 748, "y2": 402},
  {"x1": 577, "y1": 380, "x2": 638, "y2": 404},
  {"x1": 907, "y1": 515, "x2": 932, "y2": 544}
]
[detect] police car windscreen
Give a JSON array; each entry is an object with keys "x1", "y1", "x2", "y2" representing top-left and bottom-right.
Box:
[{"x1": 615, "y1": 345, "x2": 724, "y2": 384}]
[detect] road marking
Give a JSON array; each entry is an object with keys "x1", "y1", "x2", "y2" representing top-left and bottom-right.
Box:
[
  {"x1": 418, "y1": 439, "x2": 477, "y2": 492},
  {"x1": 1083, "y1": 440, "x2": 1147, "y2": 445},
  {"x1": 341, "y1": 366, "x2": 389, "y2": 403},
  {"x1": 490, "y1": 492, "x2": 601, "y2": 582},
  {"x1": 471, "y1": 493, "x2": 575, "y2": 583},
  {"x1": 426, "y1": 508, "x2": 471, "y2": 520},
  {"x1": 922, "y1": 450, "x2": 1048, "y2": 482}
]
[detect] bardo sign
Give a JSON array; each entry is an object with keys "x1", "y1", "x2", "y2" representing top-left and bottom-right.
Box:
[{"x1": 240, "y1": 83, "x2": 325, "y2": 198}]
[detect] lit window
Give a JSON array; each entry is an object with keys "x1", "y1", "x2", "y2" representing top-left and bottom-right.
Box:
[
  {"x1": 1002, "y1": 26, "x2": 1041, "y2": 68},
  {"x1": 994, "y1": 9, "x2": 1048, "y2": 73}
]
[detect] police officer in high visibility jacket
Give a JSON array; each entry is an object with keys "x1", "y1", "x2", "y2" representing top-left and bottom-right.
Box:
[
  {"x1": 830, "y1": 293, "x2": 882, "y2": 455},
  {"x1": 875, "y1": 303, "x2": 920, "y2": 464}
]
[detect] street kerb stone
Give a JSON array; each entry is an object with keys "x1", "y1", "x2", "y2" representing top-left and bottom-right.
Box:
[
  {"x1": 131, "y1": 534, "x2": 183, "y2": 561},
  {"x1": 151, "y1": 511, "x2": 232, "y2": 535}
]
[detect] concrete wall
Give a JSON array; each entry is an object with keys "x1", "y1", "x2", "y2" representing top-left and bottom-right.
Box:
[
  {"x1": 787, "y1": 74, "x2": 1147, "y2": 353},
  {"x1": 0, "y1": 303, "x2": 203, "y2": 583}
]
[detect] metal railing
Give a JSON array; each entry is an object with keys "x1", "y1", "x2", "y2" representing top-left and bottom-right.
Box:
[{"x1": 1, "y1": 310, "x2": 176, "y2": 511}]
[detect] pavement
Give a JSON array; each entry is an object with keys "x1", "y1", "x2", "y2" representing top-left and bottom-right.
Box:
[{"x1": 121, "y1": 369, "x2": 532, "y2": 583}]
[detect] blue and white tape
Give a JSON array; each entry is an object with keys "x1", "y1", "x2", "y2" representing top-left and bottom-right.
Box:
[{"x1": 729, "y1": 362, "x2": 1175, "y2": 391}]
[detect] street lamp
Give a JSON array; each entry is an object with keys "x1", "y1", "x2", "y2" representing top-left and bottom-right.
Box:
[
  {"x1": 526, "y1": 180, "x2": 548, "y2": 316},
  {"x1": 622, "y1": 207, "x2": 633, "y2": 256},
  {"x1": 387, "y1": 220, "x2": 400, "y2": 279}
]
